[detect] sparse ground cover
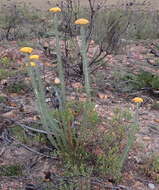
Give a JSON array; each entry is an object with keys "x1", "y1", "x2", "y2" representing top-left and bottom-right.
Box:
[
  {"x1": 3, "y1": 0, "x2": 159, "y2": 10},
  {"x1": 1, "y1": 0, "x2": 159, "y2": 190}
]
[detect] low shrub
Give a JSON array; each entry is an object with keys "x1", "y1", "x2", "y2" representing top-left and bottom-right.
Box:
[{"x1": 113, "y1": 69, "x2": 159, "y2": 95}]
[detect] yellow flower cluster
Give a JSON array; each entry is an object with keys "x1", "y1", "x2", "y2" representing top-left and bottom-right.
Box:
[
  {"x1": 49, "y1": 7, "x2": 61, "y2": 13},
  {"x1": 132, "y1": 97, "x2": 143, "y2": 103},
  {"x1": 25, "y1": 62, "x2": 37, "y2": 67},
  {"x1": 74, "y1": 18, "x2": 89, "y2": 25},
  {"x1": 29, "y1": 55, "x2": 40, "y2": 60},
  {"x1": 20, "y1": 47, "x2": 33, "y2": 54},
  {"x1": 19, "y1": 47, "x2": 40, "y2": 67},
  {"x1": 30, "y1": 62, "x2": 37, "y2": 67}
]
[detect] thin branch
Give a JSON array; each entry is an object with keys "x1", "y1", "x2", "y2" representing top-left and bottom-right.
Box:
[
  {"x1": 16, "y1": 122, "x2": 53, "y2": 135},
  {"x1": 10, "y1": 136, "x2": 58, "y2": 159}
]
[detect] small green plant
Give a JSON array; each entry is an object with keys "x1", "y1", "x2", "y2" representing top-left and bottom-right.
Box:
[
  {"x1": 0, "y1": 164, "x2": 23, "y2": 176},
  {"x1": 0, "y1": 68, "x2": 15, "y2": 80},
  {"x1": 6, "y1": 81, "x2": 29, "y2": 94},
  {"x1": 0, "y1": 95, "x2": 7, "y2": 103},
  {"x1": 94, "y1": 107, "x2": 133, "y2": 181},
  {"x1": 10, "y1": 125, "x2": 27, "y2": 143},
  {"x1": 135, "y1": 71, "x2": 155, "y2": 89},
  {"x1": 11, "y1": 125, "x2": 47, "y2": 145},
  {"x1": 0, "y1": 56, "x2": 10, "y2": 67},
  {"x1": 116, "y1": 70, "x2": 159, "y2": 93},
  {"x1": 140, "y1": 153, "x2": 159, "y2": 183},
  {"x1": 134, "y1": 71, "x2": 159, "y2": 90},
  {"x1": 62, "y1": 163, "x2": 92, "y2": 190},
  {"x1": 49, "y1": 100, "x2": 99, "y2": 166}
]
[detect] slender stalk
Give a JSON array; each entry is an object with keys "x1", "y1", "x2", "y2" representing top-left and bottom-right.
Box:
[
  {"x1": 120, "y1": 103, "x2": 140, "y2": 167},
  {"x1": 80, "y1": 26, "x2": 91, "y2": 99},
  {"x1": 54, "y1": 14, "x2": 66, "y2": 108},
  {"x1": 27, "y1": 65, "x2": 61, "y2": 149}
]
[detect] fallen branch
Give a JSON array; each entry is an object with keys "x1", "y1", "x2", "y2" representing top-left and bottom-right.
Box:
[
  {"x1": 10, "y1": 136, "x2": 58, "y2": 159},
  {"x1": 15, "y1": 122, "x2": 53, "y2": 135}
]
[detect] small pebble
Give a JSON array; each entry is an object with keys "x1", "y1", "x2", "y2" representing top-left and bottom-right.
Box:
[
  {"x1": 143, "y1": 136, "x2": 151, "y2": 141},
  {"x1": 148, "y1": 183, "x2": 155, "y2": 189}
]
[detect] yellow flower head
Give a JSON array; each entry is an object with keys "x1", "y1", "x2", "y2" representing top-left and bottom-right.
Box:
[
  {"x1": 75, "y1": 18, "x2": 89, "y2": 25},
  {"x1": 30, "y1": 62, "x2": 37, "y2": 67},
  {"x1": 49, "y1": 7, "x2": 61, "y2": 13},
  {"x1": 132, "y1": 97, "x2": 143, "y2": 103},
  {"x1": 20, "y1": 47, "x2": 33, "y2": 54},
  {"x1": 29, "y1": 55, "x2": 40, "y2": 60}
]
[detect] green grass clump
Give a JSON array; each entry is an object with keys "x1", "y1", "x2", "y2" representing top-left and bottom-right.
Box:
[
  {"x1": 94, "y1": 107, "x2": 133, "y2": 181},
  {"x1": 140, "y1": 153, "x2": 159, "y2": 183},
  {"x1": 0, "y1": 164, "x2": 23, "y2": 176},
  {"x1": 50, "y1": 100, "x2": 100, "y2": 166},
  {"x1": 0, "y1": 68, "x2": 14, "y2": 80},
  {"x1": 0, "y1": 69, "x2": 10, "y2": 80},
  {"x1": 52, "y1": 105, "x2": 135, "y2": 182},
  {"x1": 0, "y1": 95, "x2": 7, "y2": 103},
  {"x1": 6, "y1": 81, "x2": 29, "y2": 94},
  {"x1": 0, "y1": 56, "x2": 10, "y2": 68}
]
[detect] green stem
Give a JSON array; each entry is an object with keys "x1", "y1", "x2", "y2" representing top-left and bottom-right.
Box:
[
  {"x1": 80, "y1": 26, "x2": 91, "y2": 99},
  {"x1": 27, "y1": 66, "x2": 60, "y2": 149},
  {"x1": 54, "y1": 14, "x2": 66, "y2": 108},
  {"x1": 120, "y1": 105, "x2": 139, "y2": 168}
]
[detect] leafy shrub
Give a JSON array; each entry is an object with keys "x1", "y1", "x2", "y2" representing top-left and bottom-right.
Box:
[
  {"x1": 135, "y1": 71, "x2": 154, "y2": 88},
  {"x1": 94, "y1": 8, "x2": 130, "y2": 54},
  {"x1": 136, "y1": 71, "x2": 159, "y2": 90},
  {"x1": 115, "y1": 70, "x2": 159, "y2": 93},
  {"x1": 42, "y1": 0, "x2": 131, "y2": 79},
  {"x1": 0, "y1": 1, "x2": 48, "y2": 40}
]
